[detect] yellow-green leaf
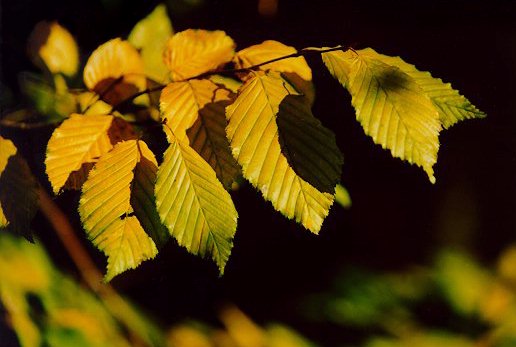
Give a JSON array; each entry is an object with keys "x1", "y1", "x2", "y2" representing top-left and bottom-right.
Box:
[
  {"x1": 79, "y1": 140, "x2": 158, "y2": 281},
  {"x1": 322, "y1": 49, "x2": 441, "y2": 182},
  {"x1": 163, "y1": 29, "x2": 235, "y2": 81},
  {"x1": 83, "y1": 38, "x2": 146, "y2": 105},
  {"x1": 0, "y1": 137, "x2": 39, "y2": 237},
  {"x1": 155, "y1": 134, "x2": 237, "y2": 273},
  {"x1": 357, "y1": 48, "x2": 486, "y2": 129},
  {"x1": 128, "y1": 4, "x2": 174, "y2": 83},
  {"x1": 235, "y1": 40, "x2": 312, "y2": 81},
  {"x1": 226, "y1": 72, "x2": 334, "y2": 233},
  {"x1": 335, "y1": 184, "x2": 352, "y2": 209},
  {"x1": 160, "y1": 79, "x2": 240, "y2": 188},
  {"x1": 209, "y1": 74, "x2": 243, "y2": 94},
  {"x1": 27, "y1": 21, "x2": 79, "y2": 77},
  {"x1": 45, "y1": 114, "x2": 115, "y2": 194}
]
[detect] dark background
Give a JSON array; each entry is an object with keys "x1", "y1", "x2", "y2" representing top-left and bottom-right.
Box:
[{"x1": 1, "y1": 0, "x2": 515, "y2": 345}]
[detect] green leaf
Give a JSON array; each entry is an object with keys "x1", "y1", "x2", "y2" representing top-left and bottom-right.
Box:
[
  {"x1": 19, "y1": 72, "x2": 75, "y2": 121},
  {"x1": 155, "y1": 134, "x2": 237, "y2": 274},
  {"x1": 357, "y1": 48, "x2": 486, "y2": 129},
  {"x1": 160, "y1": 79, "x2": 240, "y2": 188},
  {"x1": 128, "y1": 4, "x2": 173, "y2": 83},
  {"x1": 226, "y1": 72, "x2": 334, "y2": 233},
  {"x1": 323, "y1": 49, "x2": 441, "y2": 182},
  {"x1": 0, "y1": 137, "x2": 39, "y2": 238},
  {"x1": 79, "y1": 140, "x2": 158, "y2": 281}
]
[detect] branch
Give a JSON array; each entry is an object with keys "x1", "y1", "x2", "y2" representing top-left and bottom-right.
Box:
[
  {"x1": 37, "y1": 188, "x2": 164, "y2": 346},
  {"x1": 110, "y1": 45, "x2": 349, "y2": 113}
]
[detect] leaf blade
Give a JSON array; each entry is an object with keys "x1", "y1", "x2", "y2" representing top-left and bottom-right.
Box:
[
  {"x1": 323, "y1": 49, "x2": 441, "y2": 182},
  {"x1": 225, "y1": 72, "x2": 335, "y2": 233},
  {"x1": 79, "y1": 140, "x2": 157, "y2": 281},
  {"x1": 155, "y1": 135, "x2": 237, "y2": 273}
]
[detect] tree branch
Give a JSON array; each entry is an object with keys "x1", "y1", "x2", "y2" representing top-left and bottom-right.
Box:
[{"x1": 110, "y1": 45, "x2": 349, "y2": 113}]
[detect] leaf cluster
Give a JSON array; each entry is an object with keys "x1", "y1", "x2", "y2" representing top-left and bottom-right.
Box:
[{"x1": 0, "y1": 5, "x2": 484, "y2": 280}]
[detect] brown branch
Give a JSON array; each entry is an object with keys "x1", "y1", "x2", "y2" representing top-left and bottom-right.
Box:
[
  {"x1": 37, "y1": 187, "x2": 163, "y2": 346},
  {"x1": 110, "y1": 45, "x2": 350, "y2": 113}
]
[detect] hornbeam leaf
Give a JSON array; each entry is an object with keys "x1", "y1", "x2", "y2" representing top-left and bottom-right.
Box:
[
  {"x1": 128, "y1": 4, "x2": 174, "y2": 83},
  {"x1": 79, "y1": 140, "x2": 158, "y2": 281},
  {"x1": 83, "y1": 38, "x2": 146, "y2": 105},
  {"x1": 45, "y1": 114, "x2": 114, "y2": 194},
  {"x1": 27, "y1": 21, "x2": 79, "y2": 77},
  {"x1": 276, "y1": 94, "x2": 343, "y2": 194},
  {"x1": 155, "y1": 134, "x2": 237, "y2": 273},
  {"x1": 234, "y1": 40, "x2": 312, "y2": 81},
  {"x1": 160, "y1": 79, "x2": 240, "y2": 188},
  {"x1": 0, "y1": 137, "x2": 39, "y2": 238},
  {"x1": 357, "y1": 48, "x2": 486, "y2": 129},
  {"x1": 322, "y1": 50, "x2": 441, "y2": 182},
  {"x1": 225, "y1": 72, "x2": 334, "y2": 233},
  {"x1": 163, "y1": 29, "x2": 235, "y2": 81}
]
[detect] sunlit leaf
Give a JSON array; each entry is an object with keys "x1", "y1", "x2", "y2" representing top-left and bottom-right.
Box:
[
  {"x1": 45, "y1": 114, "x2": 114, "y2": 194},
  {"x1": 358, "y1": 48, "x2": 486, "y2": 129},
  {"x1": 335, "y1": 184, "x2": 351, "y2": 208},
  {"x1": 163, "y1": 29, "x2": 235, "y2": 80},
  {"x1": 323, "y1": 49, "x2": 441, "y2": 182},
  {"x1": 235, "y1": 40, "x2": 312, "y2": 81},
  {"x1": 209, "y1": 74, "x2": 243, "y2": 93},
  {"x1": 160, "y1": 79, "x2": 240, "y2": 188},
  {"x1": 79, "y1": 140, "x2": 159, "y2": 281},
  {"x1": 83, "y1": 38, "x2": 146, "y2": 105},
  {"x1": 0, "y1": 137, "x2": 39, "y2": 237},
  {"x1": 226, "y1": 72, "x2": 334, "y2": 233},
  {"x1": 155, "y1": 134, "x2": 238, "y2": 273},
  {"x1": 27, "y1": 21, "x2": 79, "y2": 77},
  {"x1": 128, "y1": 4, "x2": 174, "y2": 83}
]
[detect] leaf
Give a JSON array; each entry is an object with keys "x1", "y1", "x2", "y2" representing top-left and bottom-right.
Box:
[
  {"x1": 19, "y1": 72, "x2": 75, "y2": 121},
  {"x1": 163, "y1": 29, "x2": 235, "y2": 80},
  {"x1": 160, "y1": 79, "x2": 240, "y2": 188},
  {"x1": 155, "y1": 134, "x2": 238, "y2": 273},
  {"x1": 209, "y1": 74, "x2": 243, "y2": 94},
  {"x1": 128, "y1": 4, "x2": 174, "y2": 83},
  {"x1": 357, "y1": 48, "x2": 486, "y2": 129},
  {"x1": 0, "y1": 137, "x2": 39, "y2": 238},
  {"x1": 235, "y1": 40, "x2": 312, "y2": 81},
  {"x1": 27, "y1": 21, "x2": 79, "y2": 77},
  {"x1": 45, "y1": 114, "x2": 114, "y2": 194},
  {"x1": 83, "y1": 38, "x2": 146, "y2": 105},
  {"x1": 225, "y1": 72, "x2": 334, "y2": 233},
  {"x1": 322, "y1": 49, "x2": 441, "y2": 182},
  {"x1": 335, "y1": 184, "x2": 352, "y2": 209},
  {"x1": 79, "y1": 140, "x2": 159, "y2": 281},
  {"x1": 276, "y1": 94, "x2": 342, "y2": 194}
]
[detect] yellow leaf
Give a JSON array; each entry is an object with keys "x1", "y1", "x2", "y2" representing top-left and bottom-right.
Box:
[
  {"x1": 76, "y1": 91, "x2": 115, "y2": 115},
  {"x1": 155, "y1": 134, "x2": 238, "y2": 274},
  {"x1": 128, "y1": 4, "x2": 174, "y2": 83},
  {"x1": 83, "y1": 38, "x2": 146, "y2": 105},
  {"x1": 28, "y1": 21, "x2": 79, "y2": 77},
  {"x1": 235, "y1": 40, "x2": 312, "y2": 81},
  {"x1": 79, "y1": 140, "x2": 159, "y2": 281},
  {"x1": 226, "y1": 72, "x2": 334, "y2": 233},
  {"x1": 209, "y1": 74, "x2": 243, "y2": 93},
  {"x1": 160, "y1": 79, "x2": 240, "y2": 188},
  {"x1": 163, "y1": 29, "x2": 235, "y2": 80},
  {"x1": 323, "y1": 49, "x2": 441, "y2": 182},
  {"x1": 0, "y1": 137, "x2": 39, "y2": 237},
  {"x1": 357, "y1": 48, "x2": 486, "y2": 129},
  {"x1": 45, "y1": 114, "x2": 114, "y2": 194}
]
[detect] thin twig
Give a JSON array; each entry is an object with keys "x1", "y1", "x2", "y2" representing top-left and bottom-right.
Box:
[{"x1": 110, "y1": 45, "x2": 349, "y2": 113}]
